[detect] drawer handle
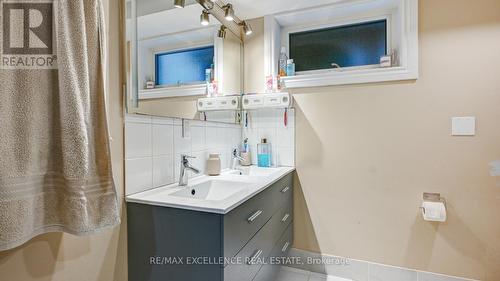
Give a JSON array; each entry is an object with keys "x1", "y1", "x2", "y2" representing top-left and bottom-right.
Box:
[
  {"x1": 281, "y1": 186, "x2": 290, "y2": 193},
  {"x1": 247, "y1": 249, "x2": 263, "y2": 265},
  {"x1": 281, "y1": 242, "x2": 290, "y2": 253},
  {"x1": 247, "y1": 210, "x2": 263, "y2": 223},
  {"x1": 281, "y1": 213, "x2": 290, "y2": 223}
]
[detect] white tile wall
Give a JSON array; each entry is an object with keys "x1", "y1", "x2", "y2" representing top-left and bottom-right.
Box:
[
  {"x1": 125, "y1": 114, "x2": 241, "y2": 195},
  {"x1": 243, "y1": 108, "x2": 295, "y2": 167}
]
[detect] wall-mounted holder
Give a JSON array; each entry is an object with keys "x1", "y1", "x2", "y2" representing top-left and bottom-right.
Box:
[
  {"x1": 420, "y1": 193, "x2": 447, "y2": 222},
  {"x1": 242, "y1": 92, "x2": 292, "y2": 110},
  {"x1": 197, "y1": 96, "x2": 240, "y2": 112}
]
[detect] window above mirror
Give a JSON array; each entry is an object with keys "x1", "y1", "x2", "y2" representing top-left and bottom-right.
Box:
[
  {"x1": 289, "y1": 19, "x2": 388, "y2": 72},
  {"x1": 264, "y1": 0, "x2": 419, "y2": 89}
]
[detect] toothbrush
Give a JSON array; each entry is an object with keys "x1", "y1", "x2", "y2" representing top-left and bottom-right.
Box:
[{"x1": 284, "y1": 108, "x2": 288, "y2": 128}]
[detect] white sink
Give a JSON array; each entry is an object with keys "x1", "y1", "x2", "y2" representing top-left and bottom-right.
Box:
[
  {"x1": 170, "y1": 179, "x2": 248, "y2": 201},
  {"x1": 126, "y1": 166, "x2": 295, "y2": 214},
  {"x1": 229, "y1": 166, "x2": 281, "y2": 177}
]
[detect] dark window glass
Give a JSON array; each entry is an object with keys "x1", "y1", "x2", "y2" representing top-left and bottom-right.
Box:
[
  {"x1": 289, "y1": 20, "x2": 387, "y2": 72},
  {"x1": 155, "y1": 46, "x2": 214, "y2": 86}
]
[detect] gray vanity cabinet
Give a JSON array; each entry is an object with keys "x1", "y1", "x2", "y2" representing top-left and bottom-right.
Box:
[{"x1": 127, "y1": 172, "x2": 293, "y2": 281}]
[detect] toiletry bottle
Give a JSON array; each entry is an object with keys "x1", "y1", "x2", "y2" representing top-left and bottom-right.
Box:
[
  {"x1": 205, "y1": 69, "x2": 212, "y2": 97},
  {"x1": 265, "y1": 75, "x2": 273, "y2": 93},
  {"x1": 286, "y1": 59, "x2": 295, "y2": 76},
  {"x1": 257, "y1": 138, "x2": 271, "y2": 168},
  {"x1": 279, "y1": 47, "x2": 288, "y2": 77}
]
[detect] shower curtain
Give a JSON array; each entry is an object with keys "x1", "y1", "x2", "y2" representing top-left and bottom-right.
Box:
[{"x1": 0, "y1": 0, "x2": 120, "y2": 251}]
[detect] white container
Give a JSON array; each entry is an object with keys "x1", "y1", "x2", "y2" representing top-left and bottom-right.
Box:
[{"x1": 206, "y1": 153, "x2": 221, "y2": 176}]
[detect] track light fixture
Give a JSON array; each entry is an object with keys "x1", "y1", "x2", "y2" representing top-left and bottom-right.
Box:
[
  {"x1": 196, "y1": 1, "x2": 252, "y2": 37},
  {"x1": 200, "y1": 10, "x2": 210, "y2": 26},
  {"x1": 241, "y1": 21, "x2": 252, "y2": 35},
  {"x1": 217, "y1": 25, "x2": 227, "y2": 38},
  {"x1": 174, "y1": 0, "x2": 185, "y2": 8},
  {"x1": 223, "y1": 4, "x2": 234, "y2": 21}
]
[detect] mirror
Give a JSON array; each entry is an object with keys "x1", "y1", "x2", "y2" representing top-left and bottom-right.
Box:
[{"x1": 125, "y1": 0, "x2": 244, "y2": 123}]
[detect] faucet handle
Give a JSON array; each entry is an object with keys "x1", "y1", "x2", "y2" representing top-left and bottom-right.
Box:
[{"x1": 181, "y1": 155, "x2": 196, "y2": 164}]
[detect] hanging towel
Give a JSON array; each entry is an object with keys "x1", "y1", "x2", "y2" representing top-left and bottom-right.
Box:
[{"x1": 0, "y1": 0, "x2": 120, "y2": 251}]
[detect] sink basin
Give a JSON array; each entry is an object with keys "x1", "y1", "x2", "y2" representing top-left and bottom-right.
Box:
[
  {"x1": 170, "y1": 179, "x2": 248, "y2": 201},
  {"x1": 229, "y1": 166, "x2": 281, "y2": 177}
]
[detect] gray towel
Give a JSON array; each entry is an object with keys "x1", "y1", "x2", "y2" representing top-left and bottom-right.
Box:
[{"x1": 0, "y1": 0, "x2": 120, "y2": 251}]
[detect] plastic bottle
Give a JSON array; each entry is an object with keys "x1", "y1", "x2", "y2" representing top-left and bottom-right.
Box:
[
  {"x1": 279, "y1": 47, "x2": 288, "y2": 77},
  {"x1": 257, "y1": 138, "x2": 272, "y2": 168},
  {"x1": 286, "y1": 59, "x2": 295, "y2": 76}
]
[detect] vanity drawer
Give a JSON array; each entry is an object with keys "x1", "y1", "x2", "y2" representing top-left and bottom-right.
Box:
[
  {"x1": 253, "y1": 224, "x2": 293, "y2": 281},
  {"x1": 223, "y1": 173, "x2": 292, "y2": 259},
  {"x1": 224, "y1": 201, "x2": 290, "y2": 281},
  {"x1": 224, "y1": 191, "x2": 273, "y2": 259},
  {"x1": 275, "y1": 199, "x2": 293, "y2": 239},
  {"x1": 268, "y1": 173, "x2": 293, "y2": 212}
]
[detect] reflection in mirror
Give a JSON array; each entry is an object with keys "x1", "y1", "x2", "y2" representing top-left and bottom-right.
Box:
[{"x1": 126, "y1": 0, "x2": 243, "y2": 124}]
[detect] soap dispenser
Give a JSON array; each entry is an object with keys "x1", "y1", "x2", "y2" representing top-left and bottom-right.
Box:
[{"x1": 257, "y1": 138, "x2": 272, "y2": 168}]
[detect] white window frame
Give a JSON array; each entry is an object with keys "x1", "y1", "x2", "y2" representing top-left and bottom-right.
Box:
[{"x1": 264, "y1": 0, "x2": 419, "y2": 89}]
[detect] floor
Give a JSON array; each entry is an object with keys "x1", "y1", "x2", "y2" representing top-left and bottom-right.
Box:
[{"x1": 276, "y1": 267, "x2": 348, "y2": 281}]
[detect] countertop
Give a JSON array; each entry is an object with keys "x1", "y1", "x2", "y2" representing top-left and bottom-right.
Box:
[{"x1": 125, "y1": 166, "x2": 295, "y2": 214}]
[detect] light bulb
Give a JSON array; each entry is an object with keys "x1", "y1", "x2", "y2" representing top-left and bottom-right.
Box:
[{"x1": 200, "y1": 10, "x2": 210, "y2": 26}]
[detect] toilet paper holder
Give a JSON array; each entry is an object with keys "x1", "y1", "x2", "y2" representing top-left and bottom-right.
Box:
[
  {"x1": 420, "y1": 193, "x2": 447, "y2": 222},
  {"x1": 422, "y1": 192, "x2": 445, "y2": 204}
]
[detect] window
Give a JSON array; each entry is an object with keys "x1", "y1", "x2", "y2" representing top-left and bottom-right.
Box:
[
  {"x1": 265, "y1": 0, "x2": 418, "y2": 88},
  {"x1": 155, "y1": 46, "x2": 214, "y2": 86},
  {"x1": 289, "y1": 20, "x2": 387, "y2": 72}
]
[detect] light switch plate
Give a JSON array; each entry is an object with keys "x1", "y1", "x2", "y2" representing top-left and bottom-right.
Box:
[
  {"x1": 452, "y1": 117, "x2": 476, "y2": 136},
  {"x1": 182, "y1": 119, "x2": 191, "y2": 139}
]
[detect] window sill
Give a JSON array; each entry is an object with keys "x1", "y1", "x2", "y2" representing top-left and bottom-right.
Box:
[
  {"x1": 281, "y1": 66, "x2": 418, "y2": 89},
  {"x1": 138, "y1": 84, "x2": 206, "y2": 100}
]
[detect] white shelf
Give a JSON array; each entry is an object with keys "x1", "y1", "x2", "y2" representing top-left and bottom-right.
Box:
[
  {"x1": 282, "y1": 66, "x2": 417, "y2": 89},
  {"x1": 138, "y1": 84, "x2": 206, "y2": 100}
]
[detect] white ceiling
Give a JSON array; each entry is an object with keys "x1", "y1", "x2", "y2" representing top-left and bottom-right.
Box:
[
  {"x1": 139, "y1": 26, "x2": 215, "y2": 50},
  {"x1": 129, "y1": 0, "x2": 198, "y2": 17},
  {"x1": 229, "y1": 0, "x2": 348, "y2": 20},
  {"x1": 135, "y1": 0, "x2": 349, "y2": 40}
]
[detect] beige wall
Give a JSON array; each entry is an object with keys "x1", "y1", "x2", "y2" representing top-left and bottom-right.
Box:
[
  {"x1": 0, "y1": 0, "x2": 128, "y2": 280},
  {"x1": 135, "y1": 96, "x2": 199, "y2": 120},
  {"x1": 247, "y1": 0, "x2": 500, "y2": 280}
]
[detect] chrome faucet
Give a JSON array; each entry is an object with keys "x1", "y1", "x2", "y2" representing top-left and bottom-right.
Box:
[
  {"x1": 179, "y1": 155, "x2": 201, "y2": 186},
  {"x1": 231, "y1": 148, "x2": 245, "y2": 170}
]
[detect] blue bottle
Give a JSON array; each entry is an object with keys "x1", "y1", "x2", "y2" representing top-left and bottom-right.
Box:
[
  {"x1": 257, "y1": 138, "x2": 271, "y2": 168},
  {"x1": 286, "y1": 59, "x2": 295, "y2": 76}
]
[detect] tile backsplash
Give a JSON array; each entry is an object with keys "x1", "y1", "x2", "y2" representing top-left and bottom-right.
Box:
[
  {"x1": 242, "y1": 108, "x2": 295, "y2": 167},
  {"x1": 125, "y1": 114, "x2": 241, "y2": 195},
  {"x1": 125, "y1": 108, "x2": 295, "y2": 195}
]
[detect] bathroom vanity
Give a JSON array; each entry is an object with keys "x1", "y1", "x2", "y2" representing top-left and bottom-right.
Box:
[{"x1": 126, "y1": 167, "x2": 294, "y2": 281}]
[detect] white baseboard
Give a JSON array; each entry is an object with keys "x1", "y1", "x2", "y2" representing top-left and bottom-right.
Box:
[{"x1": 287, "y1": 248, "x2": 479, "y2": 281}]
